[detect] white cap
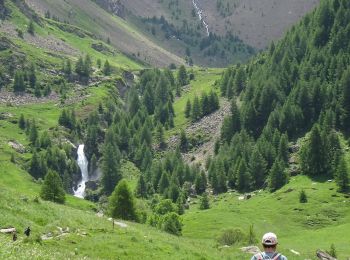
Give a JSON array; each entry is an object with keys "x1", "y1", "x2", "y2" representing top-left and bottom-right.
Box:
[{"x1": 262, "y1": 232, "x2": 278, "y2": 245}]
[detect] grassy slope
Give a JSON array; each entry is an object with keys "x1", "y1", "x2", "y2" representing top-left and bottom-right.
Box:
[
  {"x1": 168, "y1": 68, "x2": 223, "y2": 137},
  {"x1": 2, "y1": 0, "x2": 142, "y2": 71},
  {"x1": 183, "y1": 175, "x2": 350, "y2": 259},
  {"x1": 25, "y1": 0, "x2": 184, "y2": 67}
]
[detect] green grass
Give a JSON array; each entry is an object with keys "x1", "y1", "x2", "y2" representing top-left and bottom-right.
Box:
[
  {"x1": 0, "y1": 162, "x2": 239, "y2": 260},
  {"x1": 182, "y1": 175, "x2": 350, "y2": 259}
]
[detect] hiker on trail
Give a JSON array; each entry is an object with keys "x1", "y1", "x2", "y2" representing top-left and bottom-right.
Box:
[
  {"x1": 24, "y1": 227, "x2": 31, "y2": 237},
  {"x1": 251, "y1": 232, "x2": 287, "y2": 260}
]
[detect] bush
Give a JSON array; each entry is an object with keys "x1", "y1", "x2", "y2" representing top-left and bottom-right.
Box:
[
  {"x1": 247, "y1": 224, "x2": 258, "y2": 245},
  {"x1": 327, "y1": 243, "x2": 337, "y2": 258},
  {"x1": 217, "y1": 228, "x2": 245, "y2": 246},
  {"x1": 299, "y1": 189, "x2": 308, "y2": 203},
  {"x1": 160, "y1": 212, "x2": 182, "y2": 236},
  {"x1": 154, "y1": 199, "x2": 178, "y2": 215}
]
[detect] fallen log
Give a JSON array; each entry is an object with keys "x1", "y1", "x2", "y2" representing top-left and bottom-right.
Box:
[{"x1": 0, "y1": 227, "x2": 16, "y2": 234}]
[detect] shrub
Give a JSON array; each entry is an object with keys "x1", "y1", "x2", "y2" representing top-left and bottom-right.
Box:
[
  {"x1": 160, "y1": 212, "x2": 182, "y2": 236},
  {"x1": 299, "y1": 189, "x2": 308, "y2": 203},
  {"x1": 247, "y1": 224, "x2": 258, "y2": 245},
  {"x1": 217, "y1": 228, "x2": 245, "y2": 246},
  {"x1": 327, "y1": 244, "x2": 337, "y2": 258},
  {"x1": 154, "y1": 199, "x2": 178, "y2": 215}
]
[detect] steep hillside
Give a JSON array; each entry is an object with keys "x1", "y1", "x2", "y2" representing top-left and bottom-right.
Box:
[
  {"x1": 122, "y1": 0, "x2": 319, "y2": 50},
  {"x1": 210, "y1": 0, "x2": 350, "y2": 204},
  {"x1": 113, "y1": 0, "x2": 320, "y2": 66},
  {"x1": 24, "y1": 0, "x2": 185, "y2": 67},
  {"x1": 198, "y1": 0, "x2": 320, "y2": 49}
]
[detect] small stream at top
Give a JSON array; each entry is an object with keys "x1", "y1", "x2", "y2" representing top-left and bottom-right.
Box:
[{"x1": 192, "y1": 0, "x2": 210, "y2": 36}]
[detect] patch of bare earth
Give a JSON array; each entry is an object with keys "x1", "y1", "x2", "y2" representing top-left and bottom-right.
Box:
[
  {"x1": 0, "y1": 90, "x2": 59, "y2": 105},
  {"x1": 168, "y1": 99, "x2": 231, "y2": 168}
]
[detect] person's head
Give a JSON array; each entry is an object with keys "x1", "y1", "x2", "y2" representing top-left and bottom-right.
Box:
[{"x1": 262, "y1": 232, "x2": 278, "y2": 253}]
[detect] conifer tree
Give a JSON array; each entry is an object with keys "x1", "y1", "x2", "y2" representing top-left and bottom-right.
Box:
[
  {"x1": 156, "y1": 124, "x2": 166, "y2": 149},
  {"x1": 62, "y1": 170, "x2": 72, "y2": 193},
  {"x1": 29, "y1": 152, "x2": 41, "y2": 179},
  {"x1": 96, "y1": 58, "x2": 101, "y2": 69},
  {"x1": 27, "y1": 20, "x2": 35, "y2": 35},
  {"x1": 18, "y1": 114, "x2": 25, "y2": 129},
  {"x1": 199, "y1": 193, "x2": 210, "y2": 210},
  {"x1": 185, "y1": 99, "x2": 191, "y2": 118},
  {"x1": 340, "y1": 69, "x2": 350, "y2": 132},
  {"x1": 103, "y1": 60, "x2": 111, "y2": 76},
  {"x1": 201, "y1": 93, "x2": 210, "y2": 116},
  {"x1": 29, "y1": 119, "x2": 38, "y2": 144},
  {"x1": 278, "y1": 133, "x2": 289, "y2": 164},
  {"x1": 101, "y1": 143, "x2": 122, "y2": 195},
  {"x1": 109, "y1": 179, "x2": 137, "y2": 221},
  {"x1": 234, "y1": 66, "x2": 246, "y2": 94},
  {"x1": 158, "y1": 171, "x2": 170, "y2": 195},
  {"x1": 235, "y1": 159, "x2": 250, "y2": 192},
  {"x1": 195, "y1": 171, "x2": 207, "y2": 194},
  {"x1": 268, "y1": 159, "x2": 288, "y2": 191},
  {"x1": 75, "y1": 56, "x2": 84, "y2": 76},
  {"x1": 40, "y1": 170, "x2": 65, "y2": 204},
  {"x1": 89, "y1": 154, "x2": 97, "y2": 176},
  {"x1": 28, "y1": 63, "x2": 36, "y2": 88},
  {"x1": 179, "y1": 130, "x2": 189, "y2": 152},
  {"x1": 64, "y1": 59, "x2": 72, "y2": 77},
  {"x1": 335, "y1": 157, "x2": 349, "y2": 192},
  {"x1": 177, "y1": 65, "x2": 188, "y2": 86},
  {"x1": 13, "y1": 71, "x2": 25, "y2": 92},
  {"x1": 191, "y1": 96, "x2": 201, "y2": 121},
  {"x1": 84, "y1": 54, "x2": 92, "y2": 78},
  {"x1": 301, "y1": 124, "x2": 330, "y2": 177},
  {"x1": 299, "y1": 189, "x2": 308, "y2": 203},
  {"x1": 135, "y1": 174, "x2": 147, "y2": 198},
  {"x1": 167, "y1": 183, "x2": 180, "y2": 203},
  {"x1": 249, "y1": 148, "x2": 267, "y2": 189}
]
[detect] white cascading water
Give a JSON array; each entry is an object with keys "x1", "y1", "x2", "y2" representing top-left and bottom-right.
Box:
[{"x1": 74, "y1": 144, "x2": 89, "y2": 198}]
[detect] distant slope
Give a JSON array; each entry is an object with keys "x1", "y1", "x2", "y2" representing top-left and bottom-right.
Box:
[
  {"x1": 24, "y1": 0, "x2": 185, "y2": 67},
  {"x1": 121, "y1": 0, "x2": 319, "y2": 49},
  {"x1": 201, "y1": 0, "x2": 320, "y2": 49}
]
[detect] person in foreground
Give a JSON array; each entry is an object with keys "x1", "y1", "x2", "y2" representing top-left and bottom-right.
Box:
[{"x1": 251, "y1": 232, "x2": 288, "y2": 260}]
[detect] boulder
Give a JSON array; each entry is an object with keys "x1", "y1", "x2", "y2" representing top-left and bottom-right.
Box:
[
  {"x1": 0, "y1": 227, "x2": 16, "y2": 234},
  {"x1": 289, "y1": 143, "x2": 300, "y2": 153},
  {"x1": 85, "y1": 180, "x2": 99, "y2": 191},
  {"x1": 241, "y1": 246, "x2": 261, "y2": 254},
  {"x1": 316, "y1": 249, "x2": 336, "y2": 260},
  {"x1": 8, "y1": 141, "x2": 26, "y2": 153}
]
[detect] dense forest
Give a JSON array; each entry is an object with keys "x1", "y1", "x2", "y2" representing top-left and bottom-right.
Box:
[{"x1": 212, "y1": 0, "x2": 350, "y2": 193}]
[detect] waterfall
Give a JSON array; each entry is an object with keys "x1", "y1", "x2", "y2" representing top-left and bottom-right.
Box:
[{"x1": 74, "y1": 144, "x2": 89, "y2": 198}]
